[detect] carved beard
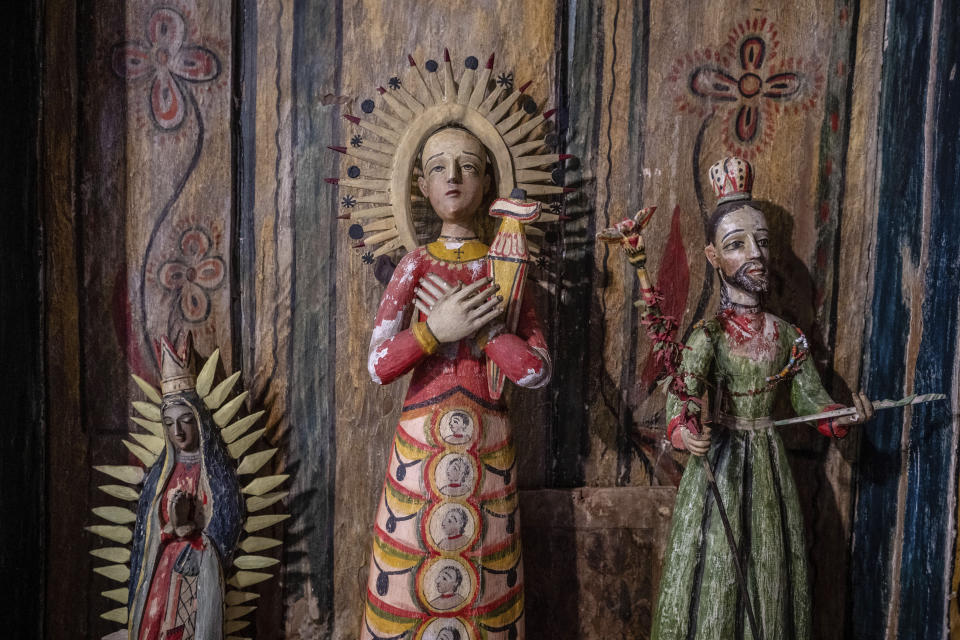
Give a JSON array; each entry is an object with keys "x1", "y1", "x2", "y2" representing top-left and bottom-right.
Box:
[{"x1": 718, "y1": 259, "x2": 769, "y2": 308}]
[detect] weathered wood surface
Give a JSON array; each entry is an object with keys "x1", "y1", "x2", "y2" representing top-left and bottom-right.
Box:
[
  {"x1": 851, "y1": 0, "x2": 960, "y2": 638},
  {"x1": 521, "y1": 487, "x2": 676, "y2": 638},
  {"x1": 42, "y1": 0, "x2": 88, "y2": 636}
]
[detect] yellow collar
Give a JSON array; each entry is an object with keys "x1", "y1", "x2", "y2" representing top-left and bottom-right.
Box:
[{"x1": 426, "y1": 240, "x2": 488, "y2": 263}]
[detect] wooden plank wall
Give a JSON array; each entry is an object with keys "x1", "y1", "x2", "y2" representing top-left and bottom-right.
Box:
[
  {"x1": 850, "y1": 0, "x2": 960, "y2": 638},
  {"x1": 37, "y1": 0, "x2": 960, "y2": 637}
]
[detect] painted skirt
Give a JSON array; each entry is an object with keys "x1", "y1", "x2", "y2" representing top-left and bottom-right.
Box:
[
  {"x1": 651, "y1": 428, "x2": 811, "y2": 640},
  {"x1": 361, "y1": 390, "x2": 524, "y2": 640}
]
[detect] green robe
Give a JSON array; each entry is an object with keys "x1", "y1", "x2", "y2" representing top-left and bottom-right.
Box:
[{"x1": 651, "y1": 310, "x2": 837, "y2": 640}]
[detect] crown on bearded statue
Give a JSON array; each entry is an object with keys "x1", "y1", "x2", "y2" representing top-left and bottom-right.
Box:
[
  {"x1": 709, "y1": 156, "x2": 754, "y2": 204},
  {"x1": 154, "y1": 333, "x2": 197, "y2": 396}
]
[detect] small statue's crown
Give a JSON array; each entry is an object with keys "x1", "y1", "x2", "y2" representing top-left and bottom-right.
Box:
[
  {"x1": 155, "y1": 334, "x2": 197, "y2": 396},
  {"x1": 709, "y1": 157, "x2": 753, "y2": 204}
]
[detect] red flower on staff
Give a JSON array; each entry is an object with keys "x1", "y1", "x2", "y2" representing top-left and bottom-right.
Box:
[
  {"x1": 111, "y1": 7, "x2": 220, "y2": 130},
  {"x1": 669, "y1": 18, "x2": 823, "y2": 159},
  {"x1": 158, "y1": 227, "x2": 225, "y2": 323}
]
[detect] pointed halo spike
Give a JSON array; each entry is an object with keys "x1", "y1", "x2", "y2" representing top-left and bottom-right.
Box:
[
  {"x1": 441, "y1": 48, "x2": 457, "y2": 101},
  {"x1": 406, "y1": 55, "x2": 440, "y2": 105},
  {"x1": 468, "y1": 52, "x2": 495, "y2": 108}
]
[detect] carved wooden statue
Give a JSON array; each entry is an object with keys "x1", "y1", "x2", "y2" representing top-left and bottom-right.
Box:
[
  {"x1": 329, "y1": 49, "x2": 572, "y2": 640},
  {"x1": 604, "y1": 157, "x2": 876, "y2": 640},
  {"x1": 87, "y1": 335, "x2": 290, "y2": 639}
]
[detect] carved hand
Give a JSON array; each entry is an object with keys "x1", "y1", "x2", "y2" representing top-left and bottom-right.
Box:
[
  {"x1": 169, "y1": 489, "x2": 196, "y2": 536},
  {"x1": 680, "y1": 425, "x2": 712, "y2": 457},
  {"x1": 414, "y1": 273, "x2": 503, "y2": 343},
  {"x1": 623, "y1": 234, "x2": 647, "y2": 267},
  {"x1": 836, "y1": 390, "x2": 875, "y2": 426}
]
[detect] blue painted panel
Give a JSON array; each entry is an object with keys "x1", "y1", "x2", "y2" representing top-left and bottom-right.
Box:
[
  {"x1": 290, "y1": 0, "x2": 342, "y2": 631},
  {"x1": 897, "y1": 0, "x2": 960, "y2": 634},
  {"x1": 850, "y1": 1, "x2": 933, "y2": 638}
]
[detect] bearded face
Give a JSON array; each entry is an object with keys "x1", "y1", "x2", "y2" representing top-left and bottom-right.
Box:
[{"x1": 704, "y1": 205, "x2": 770, "y2": 305}]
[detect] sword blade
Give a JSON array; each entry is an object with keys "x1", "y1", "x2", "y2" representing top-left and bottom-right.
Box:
[{"x1": 772, "y1": 393, "x2": 947, "y2": 427}]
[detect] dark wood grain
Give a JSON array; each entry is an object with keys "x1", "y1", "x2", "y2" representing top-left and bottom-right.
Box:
[{"x1": 2, "y1": 0, "x2": 44, "y2": 636}]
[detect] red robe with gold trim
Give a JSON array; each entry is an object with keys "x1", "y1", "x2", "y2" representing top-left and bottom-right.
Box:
[{"x1": 361, "y1": 240, "x2": 549, "y2": 640}]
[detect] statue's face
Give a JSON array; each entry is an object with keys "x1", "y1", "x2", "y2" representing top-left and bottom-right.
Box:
[
  {"x1": 435, "y1": 567, "x2": 460, "y2": 595},
  {"x1": 417, "y1": 128, "x2": 490, "y2": 226},
  {"x1": 705, "y1": 205, "x2": 770, "y2": 295},
  {"x1": 449, "y1": 413, "x2": 467, "y2": 434},
  {"x1": 441, "y1": 509, "x2": 466, "y2": 536},
  {"x1": 163, "y1": 403, "x2": 200, "y2": 452},
  {"x1": 446, "y1": 458, "x2": 468, "y2": 483}
]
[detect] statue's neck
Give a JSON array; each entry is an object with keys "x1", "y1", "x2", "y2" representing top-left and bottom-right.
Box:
[
  {"x1": 718, "y1": 281, "x2": 763, "y2": 314},
  {"x1": 438, "y1": 221, "x2": 477, "y2": 240}
]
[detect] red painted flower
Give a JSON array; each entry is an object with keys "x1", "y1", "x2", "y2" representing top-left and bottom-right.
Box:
[
  {"x1": 112, "y1": 7, "x2": 220, "y2": 130},
  {"x1": 158, "y1": 228, "x2": 225, "y2": 323},
  {"x1": 670, "y1": 18, "x2": 823, "y2": 159}
]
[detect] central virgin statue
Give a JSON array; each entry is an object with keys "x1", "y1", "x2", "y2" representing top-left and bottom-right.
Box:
[{"x1": 360, "y1": 126, "x2": 550, "y2": 640}]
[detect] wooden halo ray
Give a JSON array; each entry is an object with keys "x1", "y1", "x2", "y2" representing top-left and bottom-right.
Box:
[{"x1": 330, "y1": 50, "x2": 572, "y2": 259}]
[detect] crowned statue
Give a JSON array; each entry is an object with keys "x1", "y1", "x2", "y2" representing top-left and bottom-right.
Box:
[
  {"x1": 87, "y1": 333, "x2": 289, "y2": 638},
  {"x1": 649, "y1": 158, "x2": 873, "y2": 640},
  {"x1": 127, "y1": 336, "x2": 245, "y2": 639}
]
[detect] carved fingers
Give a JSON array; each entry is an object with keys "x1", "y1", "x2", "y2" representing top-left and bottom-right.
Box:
[
  {"x1": 414, "y1": 273, "x2": 454, "y2": 315},
  {"x1": 421, "y1": 275, "x2": 504, "y2": 343},
  {"x1": 839, "y1": 391, "x2": 875, "y2": 426},
  {"x1": 681, "y1": 425, "x2": 712, "y2": 457}
]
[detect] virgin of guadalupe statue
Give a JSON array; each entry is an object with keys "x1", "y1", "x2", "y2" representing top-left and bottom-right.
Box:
[
  {"x1": 127, "y1": 336, "x2": 244, "y2": 639},
  {"x1": 329, "y1": 50, "x2": 573, "y2": 640}
]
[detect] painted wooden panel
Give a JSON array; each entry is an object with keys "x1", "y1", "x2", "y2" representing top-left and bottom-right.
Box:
[
  {"x1": 44, "y1": 0, "x2": 238, "y2": 637},
  {"x1": 851, "y1": 0, "x2": 960, "y2": 638}
]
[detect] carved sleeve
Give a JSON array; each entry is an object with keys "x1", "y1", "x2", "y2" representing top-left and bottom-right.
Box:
[
  {"x1": 367, "y1": 251, "x2": 434, "y2": 385},
  {"x1": 482, "y1": 288, "x2": 552, "y2": 389},
  {"x1": 790, "y1": 354, "x2": 846, "y2": 438},
  {"x1": 665, "y1": 325, "x2": 715, "y2": 449}
]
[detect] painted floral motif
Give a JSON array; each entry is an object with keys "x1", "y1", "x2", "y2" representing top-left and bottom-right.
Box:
[
  {"x1": 158, "y1": 227, "x2": 225, "y2": 323},
  {"x1": 669, "y1": 18, "x2": 823, "y2": 159},
  {"x1": 112, "y1": 7, "x2": 221, "y2": 130}
]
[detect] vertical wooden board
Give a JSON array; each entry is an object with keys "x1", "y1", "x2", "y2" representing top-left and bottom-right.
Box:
[
  {"x1": 331, "y1": 1, "x2": 558, "y2": 634},
  {"x1": 548, "y1": 0, "x2": 604, "y2": 489},
  {"x1": 116, "y1": 0, "x2": 234, "y2": 373},
  {"x1": 3, "y1": 0, "x2": 44, "y2": 636},
  {"x1": 580, "y1": 0, "x2": 653, "y2": 488},
  {"x1": 77, "y1": 0, "x2": 137, "y2": 444},
  {"x1": 850, "y1": 1, "x2": 935, "y2": 638},
  {"x1": 288, "y1": 0, "x2": 341, "y2": 635},
  {"x1": 241, "y1": 0, "x2": 297, "y2": 632},
  {"x1": 43, "y1": 0, "x2": 89, "y2": 637},
  {"x1": 897, "y1": 0, "x2": 960, "y2": 635}
]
